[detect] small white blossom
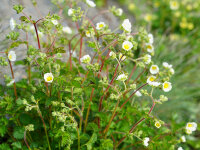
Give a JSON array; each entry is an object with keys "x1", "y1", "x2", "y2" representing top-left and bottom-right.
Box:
[
  {"x1": 68, "y1": 8, "x2": 74, "y2": 16},
  {"x1": 86, "y1": 0, "x2": 96, "y2": 7},
  {"x1": 122, "y1": 41, "x2": 133, "y2": 51},
  {"x1": 151, "y1": 81, "x2": 161, "y2": 87},
  {"x1": 44, "y1": 73, "x2": 54, "y2": 83},
  {"x1": 109, "y1": 51, "x2": 116, "y2": 59},
  {"x1": 162, "y1": 81, "x2": 172, "y2": 92},
  {"x1": 150, "y1": 65, "x2": 159, "y2": 74},
  {"x1": 135, "y1": 91, "x2": 142, "y2": 97},
  {"x1": 146, "y1": 43, "x2": 154, "y2": 53},
  {"x1": 143, "y1": 137, "x2": 150, "y2": 147},
  {"x1": 116, "y1": 8, "x2": 123, "y2": 16},
  {"x1": 143, "y1": 54, "x2": 151, "y2": 64},
  {"x1": 116, "y1": 74, "x2": 128, "y2": 81},
  {"x1": 51, "y1": 19, "x2": 58, "y2": 25},
  {"x1": 186, "y1": 129, "x2": 192, "y2": 134},
  {"x1": 177, "y1": 147, "x2": 183, "y2": 150},
  {"x1": 163, "y1": 62, "x2": 173, "y2": 68},
  {"x1": 186, "y1": 122, "x2": 197, "y2": 132},
  {"x1": 85, "y1": 30, "x2": 94, "y2": 37},
  {"x1": 10, "y1": 18, "x2": 16, "y2": 31},
  {"x1": 7, "y1": 79, "x2": 15, "y2": 86},
  {"x1": 170, "y1": 68, "x2": 175, "y2": 74},
  {"x1": 155, "y1": 121, "x2": 161, "y2": 128},
  {"x1": 147, "y1": 76, "x2": 156, "y2": 84},
  {"x1": 148, "y1": 34, "x2": 154, "y2": 44},
  {"x1": 180, "y1": 136, "x2": 186, "y2": 142},
  {"x1": 96, "y1": 22, "x2": 106, "y2": 30},
  {"x1": 63, "y1": 26, "x2": 72, "y2": 34},
  {"x1": 122, "y1": 19, "x2": 131, "y2": 32},
  {"x1": 80, "y1": 55, "x2": 91, "y2": 64},
  {"x1": 8, "y1": 51, "x2": 16, "y2": 61},
  {"x1": 119, "y1": 53, "x2": 126, "y2": 61},
  {"x1": 170, "y1": 1, "x2": 179, "y2": 10}
]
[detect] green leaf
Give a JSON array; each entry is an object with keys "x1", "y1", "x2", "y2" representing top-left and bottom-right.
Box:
[
  {"x1": 53, "y1": 47, "x2": 66, "y2": 54},
  {"x1": 13, "y1": 5, "x2": 24, "y2": 14},
  {"x1": 85, "y1": 133, "x2": 97, "y2": 150},
  {"x1": 13, "y1": 127, "x2": 25, "y2": 139},
  {"x1": 12, "y1": 142, "x2": 22, "y2": 149}
]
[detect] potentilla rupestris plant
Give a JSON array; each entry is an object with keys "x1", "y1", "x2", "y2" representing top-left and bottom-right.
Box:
[{"x1": 0, "y1": 0, "x2": 197, "y2": 150}]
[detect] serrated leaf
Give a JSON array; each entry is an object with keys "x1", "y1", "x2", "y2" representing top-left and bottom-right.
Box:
[
  {"x1": 53, "y1": 47, "x2": 66, "y2": 54},
  {"x1": 13, "y1": 127, "x2": 25, "y2": 139}
]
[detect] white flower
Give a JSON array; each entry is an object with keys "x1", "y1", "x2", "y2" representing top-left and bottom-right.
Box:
[
  {"x1": 162, "y1": 81, "x2": 172, "y2": 92},
  {"x1": 96, "y1": 22, "x2": 106, "y2": 30},
  {"x1": 8, "y1": 51, "x2": 16, "y2": 61},
  {"x1": 122, "y1": 41, "x2": 133, "y2": 51},
  {"x1": 51, "y1": 19, "x2": 58, "y2": 25},
  {"x1": 186, "y1": 129, "x2": 192, "y2": 134},
  {"x1": 147, "y1": 76, "x2": 156, "y2": 84},
  {"x1": 143, "y1": 137, "x2": 150, "y2": 147},
  {"x1": 116, "y1": 74, "x2": 128, "y2": 81},
  {"x1": 86, "y1": 0, "x2": 96, "y2": 7},
  {"x1": 63, "y1": 26, "x2": 72, "y2": 34},
  {"x1": 155, "y1": 121, "x2": 161, "y2": 128},
  {"x1": 148, "y1": 34, "x2": 154, "y2": 44},
  {"x1": 146, "y1": 43, "x2": 154, "y2": 53},
  {"x1": 80, "y1": 55, "x2": 91, "y2": 64},
  {"x1": 85, "y1": 30, "x2": 94, "y2": 37},
  {"x1": 68, "y1": 8, "x2": 74, "y2": 16},
  {"x1": 119, "y1": 53, "x2": 126, "y2": 61},
  {"x1": 150, "y1": 65, "x2": 159, "y2": 74},
  {"x1": 180, "y1": 136, "x2": 186, "y2": 142},
  {"x1": 44, "y1": 73, "x2": 54, "y2": 83},
  {"x1": 116, "y1": 8, "x2": 123, "y2": 16},
  {"x1": 163, "y1": 62, "x2": 173, "y2": 68},
  {"x1": 7, "y1": 79, "x2": 15, "y2": 86},
  {"x1": 135, "y1": 91, "x2": 142, "y2": 97},
  {"x1": 178, "y1": 147, "x2": 183, "y2": 150},
  {"x1": 122, "y1": 19, "x2": 131, "y2": 32},
  {"x1": 170, "y1": 1, "x2": 179, "y2": 10},
  {"x1": 109, "y1": 51, "x2": 116, "y2": 59},
  {"x1": 151, "y1": 81, "x2": 161, "y2": 87},
  {"x1": 10, "y1": 18, "x2": 16, "y2": 31},
  {"x1": 186, "y1": 122, "x2": 197, "y2": 132},
  {"x1": 143, "y1": 54, "x2": 151, "y2": 64},
  {"x1": 170, "y1": 68, "x2": 175, "y2": 74}
]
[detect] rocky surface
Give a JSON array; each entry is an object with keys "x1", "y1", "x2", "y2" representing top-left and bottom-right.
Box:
[{"x1": 0, "y1": 0, "x2": 128, "y2": 84}]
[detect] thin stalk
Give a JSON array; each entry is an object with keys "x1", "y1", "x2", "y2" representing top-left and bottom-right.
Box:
[
  {"x1": 116, "y1": 96, "x2": 155, "y2": 148},
  {"x1": 37, "y1": 109, "x2": 51, "y2": 150},
  {"x1": 8, "y1": 60, "x2": 18, "y2": 100},
  {"x1": 79, "y1": 36, "x2": 83, "y2": 64},
  {"x1": 33, "y1": 23, "x2": 41, "y2": 50},
  {"x1": 26, "y1": 32, "x2": 31, "y2": 84},
  {"x1": 84, "y1": 88, "x2": 94, "y2": 132},
  {"x1": 24, "y1": 130, "x2": 31, "y2": 150},
  {"x1": 126, "y1": 64, "x2": 136, "y2": 84}
]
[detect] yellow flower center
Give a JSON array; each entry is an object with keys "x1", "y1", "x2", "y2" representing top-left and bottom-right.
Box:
[
  {"x1": 150, "y1": 77, "x2": 155, "y2": 82},
  {"x1": 172, "y1": 2, "x2": 178, "y2": 7},
  {"x1": 152, "y1": 66, "x2": 157, "y2": 70},
  {"x1": 188, "y1": 124, "x2": 193, "y2": 127},
  {"x1": 156, "y1": 123, "x2": 161, "y2": 127},
  {"x1": 8, "y1": 55, "x2": 12, "y2": 59},
  {"x1": 99, "y1": 24, "x2": 104, "y2": 28},
  {"x1": 164, "y1": 83, "x2": 169, "y2": 88},
  {"x1": 147, "y1": 45, "x2": 152, "y2": 49},
  {"x1": 46, "y1": 76, "x2": 53, "y2": 82},
  {"x1": 124, "y1": 44, "x2": 130, "y2": 50}
]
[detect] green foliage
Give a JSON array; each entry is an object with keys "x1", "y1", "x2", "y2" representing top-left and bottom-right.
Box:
[{"x1": 0, "y1": 0, "x2": 199, "y2": 150}]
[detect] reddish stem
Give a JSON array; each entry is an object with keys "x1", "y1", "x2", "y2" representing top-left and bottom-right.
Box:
[
  {"x1": 79, "y1": 36, "x2": 83, "y2": 64},
  {"x1": 126, "y1": 64, "x2": 136, "y2": 84},
  {"x1": 116, "y1": 96, "x2": 155, "y2": 148},
  {"x1": 33, "y1": 23, "x2": 41, "y2": 50},
  {"x1": 8, "y1": 60, "x2": 18, "y2": 100}
]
